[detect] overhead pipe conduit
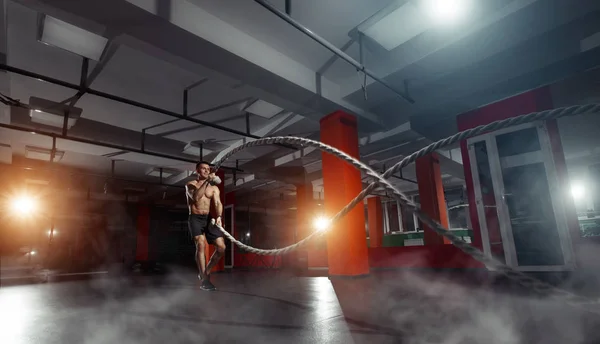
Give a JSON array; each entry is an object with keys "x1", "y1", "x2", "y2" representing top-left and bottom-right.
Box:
[
  {"x1": 254, "y1": 0, "x2": 415, "y2": 104},
  {"x1": 0, "y1": 64, "x2": 296, "y2": 151}
]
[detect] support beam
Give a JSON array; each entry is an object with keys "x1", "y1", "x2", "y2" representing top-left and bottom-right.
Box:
[
  {"x1": 275, "y1": 121, "x2": 414, "y2": 168},
  {"x1": 320, "y1": 111, "x2": 369, "y2": 277},
  {"x1": 0, "y1": 63, "x2": 277, "y2": 141},
  {"x1": 339, "y1": 0, "x2": 546, "y2": 98},
  {"x1": 211, "y1": 112, "x2": 296, "y2": 164},
  {"x1": 28, "y1": 0, "x2": 386, "y2": 128},
  {"x1": 0, "y1": 122, "x2": 242, "y2": 172}
]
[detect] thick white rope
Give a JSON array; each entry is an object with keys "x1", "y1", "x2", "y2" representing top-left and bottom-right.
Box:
[{"x1": 210, "y1": 103, "x2": 600, "y2": 309}]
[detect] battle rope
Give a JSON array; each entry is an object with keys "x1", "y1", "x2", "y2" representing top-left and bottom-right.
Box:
[{"x1": 210, "y1": 103, "x2": 600, "y2": 310}]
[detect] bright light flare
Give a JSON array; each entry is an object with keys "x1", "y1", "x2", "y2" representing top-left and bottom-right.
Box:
[
  {"x1": 423, "y1": 0, "x2": 471, "y2": 24},
  {"x1": 571, "y1": 183, "x2": 585, "y2": 200},
  {"x1": 313, "y1": 216, "x2": 331, "y2": 232},
  {"x1": 10, "y1": 195, "x2": 37, "y2": 216}
]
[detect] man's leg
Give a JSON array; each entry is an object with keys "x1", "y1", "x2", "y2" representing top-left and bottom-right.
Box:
[
  {"x1": 194, "y1": 235, "x2": 207, "y2": 279},
  {"x1": 205, "y1": 237, "x2": 226, "y2": 276}
]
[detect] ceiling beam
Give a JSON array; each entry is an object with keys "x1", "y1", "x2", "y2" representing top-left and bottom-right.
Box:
[
  {"x1": 19, "y1": 0, "x2": 386, "y2": 128},
  {"x1": 0, "y1": 63, "x2": 284, "y2": 143},
  {"x1": 273, "y1": 121, "x2": 416, "y2": 169},
  {"x1": 211, "y1": 111, "x2": 296, "y2": 164},
  {"x1": 339, "y1": 0, "x2": 545, "y2": 98}
]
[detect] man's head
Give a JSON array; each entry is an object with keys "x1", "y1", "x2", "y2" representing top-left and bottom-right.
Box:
[{"x1": 196, "y1": 161, "x2": 211, "y2": 180}]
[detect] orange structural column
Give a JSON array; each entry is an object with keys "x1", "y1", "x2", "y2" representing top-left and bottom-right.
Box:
[
  {"x1": 320, "y1": 111, "x2": 369, "y2": 277},
  {"x1": 206, "y1": 170, "x2": 226, "y2": 272},
  {"x1": 416, "y1": 152, "x2": 450, "y2": 245},
  {"x1": 367, "y1": 197, "x2": 384, "y2": 248}
]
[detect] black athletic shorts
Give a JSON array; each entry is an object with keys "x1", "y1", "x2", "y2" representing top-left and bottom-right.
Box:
[{"x1": 188, "y1": 214, "x2": 223, "y2": 244}]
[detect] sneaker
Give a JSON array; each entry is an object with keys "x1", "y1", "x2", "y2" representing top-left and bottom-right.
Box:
[{"x1": 201, "y1": 276, "x2": 216, "y2": 291}]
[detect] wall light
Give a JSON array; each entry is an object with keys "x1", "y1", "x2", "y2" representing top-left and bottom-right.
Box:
[
  {"x1": 39, "y1": 14, "x2": 108, "y2": 61},
  {"x1": 313, "y1": 216, "x2": 331, "y2": 232},
  {"x1": 571, "y1": 182, "x2": 585, "y2": 201},
  {"x1": 11, "y1": 194, "x2": 37, "y2": 217}
]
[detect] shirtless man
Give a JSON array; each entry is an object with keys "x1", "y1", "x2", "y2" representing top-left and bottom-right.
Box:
[{"x1": 186, "y1": 161, "x2": 225, "y2": 291}]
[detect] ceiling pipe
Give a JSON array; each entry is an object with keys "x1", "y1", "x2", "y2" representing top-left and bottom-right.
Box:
[
  {"x1": 0, "y1": 63, "x2": 295, "y2": 150},
  {"x1": 0, "y1": 122, "x2": 243, "y2": 172},
  {"x1": 254, "y1": 0, "x2": 415, "y2": 104}
]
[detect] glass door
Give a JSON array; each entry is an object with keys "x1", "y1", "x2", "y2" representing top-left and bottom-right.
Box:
[
  {"x1": 468, "y1": 122, "x2": 575, "y2": 271},
  {"x1": 223, "y1": 205, "x2": 234, "y2": 268}
]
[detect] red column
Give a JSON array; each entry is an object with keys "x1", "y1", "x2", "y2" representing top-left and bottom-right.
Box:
[
  {"x1": 135, "y1": 204, "x2": 150, "y2": 262},
  {"x1": 367, "y1": 197, "x2": 384, "y2": 248},
  {"x1": 416, "y1": 152, "x2": 450, "y2": 246},
  {"x1": 206, "y1": 170, "x2": 226, "y2": 272},
  {"x1": 320, "y1": 111, "x2": 369, "y2": 277}
]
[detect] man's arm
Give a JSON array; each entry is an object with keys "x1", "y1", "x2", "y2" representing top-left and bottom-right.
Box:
[
  {"x1": 212, "y1": 187, "x2": 223, "y2": 219},
  {"x1": 185, "y1": 182, "x2": 197, "y2": 200}
]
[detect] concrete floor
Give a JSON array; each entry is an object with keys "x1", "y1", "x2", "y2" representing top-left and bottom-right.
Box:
[{"x1": 1, "y1": 269, "x2": 600, "y2": 344}]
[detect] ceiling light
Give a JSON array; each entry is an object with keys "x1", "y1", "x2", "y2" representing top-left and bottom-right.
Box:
[
  {"x1": 422, "y1": 0, "x2": 471, "y2": 24},
  {"x1": 423, "y1": 0, "x2": 471, "y2": 25},
  {"x1": 358, "y1": 1, "x2": 430, "y2": 51},
  {"x1": 29, "y1": 97, "x2": 82, "y2": 129},
  {"x1": 25, "y1": 146, "x2": 64, "y2": 162},
  {"x1": 245, "y1": 100, "x2": 283, "y2": 119},
  {"x1": 39, "y1": 15, "x2": 108, "y2": 61}
]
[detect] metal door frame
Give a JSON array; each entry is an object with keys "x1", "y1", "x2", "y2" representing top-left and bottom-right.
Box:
[{"x1": 467, "y1": 121, "x2": 575, "y2": 271}]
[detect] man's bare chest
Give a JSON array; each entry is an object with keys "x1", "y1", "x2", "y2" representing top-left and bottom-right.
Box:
[{"x1": 192, "y1": 183, "x2": 214, "y2": 200}]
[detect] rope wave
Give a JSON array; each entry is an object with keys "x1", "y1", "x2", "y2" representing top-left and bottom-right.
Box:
[{"x1": 210, "y1": 103, "x2": 600, "y2": 310}]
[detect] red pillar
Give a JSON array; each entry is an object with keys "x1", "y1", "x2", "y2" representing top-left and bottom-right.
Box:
[
  {"x1": 206, "y1": 170, "x2": 226, "y2": 272},
  {"x1": 416, "y1": 152, "x2": 450, "y2": 245},
  {"x1": 135, "y1": 204, "x2": 150, "y2": 262},
  {"x1": 367, "y1": 197, "x2": 384, "y2": 248},
  {"x1": 320, "y1": 111, "x2": 369, "y2": 277}
]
